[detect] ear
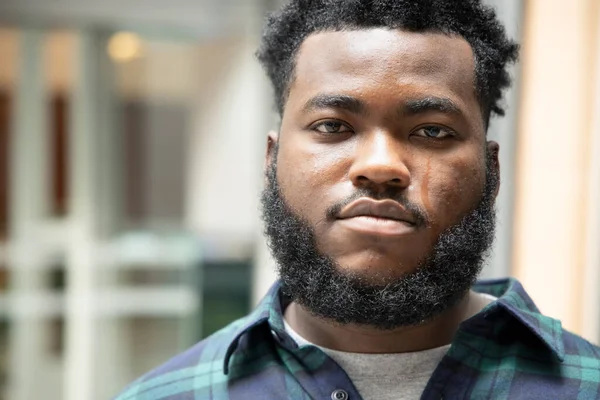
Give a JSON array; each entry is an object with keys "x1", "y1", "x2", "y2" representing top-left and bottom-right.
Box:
[
  {"x1": 486, "y1": 140, "x2": 500, "y2": 198},
  {"x1": 265, "y1": 130, "x2": 279, "y2": 174}
]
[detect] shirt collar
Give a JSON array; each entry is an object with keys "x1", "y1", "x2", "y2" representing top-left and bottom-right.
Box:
[
  {"x1": 223, "y1": 281, "x2": 285, "y2": 374},
  {"x1": 223, "y1": 277, "x2": 565, "y2": 374},
  {"x1": 473, "y1": 278, "x2": 565, "y2": 361}
]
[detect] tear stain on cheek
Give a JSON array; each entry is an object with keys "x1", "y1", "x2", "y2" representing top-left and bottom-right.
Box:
[
  {"x1": 420, "y1": 158, "x2": 432, "y2": 213},
  {"x1": 420, "y1": 158, "x2": 442, "y2": 240}
]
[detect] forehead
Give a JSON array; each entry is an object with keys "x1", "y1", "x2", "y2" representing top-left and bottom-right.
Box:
[{"x1": 287, "y1": 28, "x2": 480, "y2": 122}]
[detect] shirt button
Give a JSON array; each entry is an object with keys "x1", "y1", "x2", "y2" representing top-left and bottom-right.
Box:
[{"x1": 331, "y1": 389, "x2": 348, "y2": 400}]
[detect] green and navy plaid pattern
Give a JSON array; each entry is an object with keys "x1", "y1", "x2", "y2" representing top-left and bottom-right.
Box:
[{"x1": 114, "y1": 278, "x2": 600, "y2": 399}]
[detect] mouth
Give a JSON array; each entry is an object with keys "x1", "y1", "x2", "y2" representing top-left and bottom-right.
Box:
[
  {"x1": 336, "y1": 198, "x2": 418, "y2": 237},
  {"x1": 337, "y1": 215, "x2": 416, "y2": 236}
]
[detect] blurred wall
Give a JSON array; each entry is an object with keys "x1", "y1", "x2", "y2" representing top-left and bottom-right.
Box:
[{"x1": 514, "y1": 0, "x2": 600, "y2": 340}]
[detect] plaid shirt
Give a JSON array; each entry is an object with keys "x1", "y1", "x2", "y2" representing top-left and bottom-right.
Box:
[{"x1": 115, "y1": 278, "x2": 600, "y2": 399}]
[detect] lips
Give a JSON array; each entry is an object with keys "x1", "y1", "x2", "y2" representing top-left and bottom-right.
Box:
[
  {"x1": 338, "y1": 198, "x2": 416, "y2": 225},
  {"x1": 336, "y1": 198, "x2": 417, "y2": 236}
]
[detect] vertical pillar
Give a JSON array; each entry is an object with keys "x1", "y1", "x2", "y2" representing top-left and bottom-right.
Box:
[
  {"x1": 7, "y1": 29, "x2": 50, "y2": 400},
  {"x1": 514, "y1": 0, "x2": 599, "y2": 335},
  {"x1": 64, "y1": 30, "x2": 98, "y2": 400},
  {"x1": 64, "y1": 30, "x2": 122, "y2": 400},
  {"x1": 582, "y1": 11, "x2": 600, "y2": 344}
]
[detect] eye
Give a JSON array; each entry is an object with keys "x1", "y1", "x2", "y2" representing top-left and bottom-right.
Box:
[
  {"x1": 312, "y1": 120, "x2": 353, "y2": 134},
  {"x1": 413, "y1": 126, "x2": 455, "y2": 139}
]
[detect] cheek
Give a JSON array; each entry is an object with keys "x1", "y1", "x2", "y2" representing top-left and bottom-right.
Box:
[
  {"x1": 276, "y1": 138, "x2": 351, "y2": 221},
  {"x1": 419, "y1": 154, "x2": 485, "y2": 231}
]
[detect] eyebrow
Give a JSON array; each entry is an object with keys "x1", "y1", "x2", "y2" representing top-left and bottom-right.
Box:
[
  {"x1": 301, "y1": 94, "x2": 366, "y2": 115},
  {"x1": 300, "y1": 94, "x2": 463, "y2": 119},
  {"x1": 402, "y1": 97, "x2": 462, "y2": 116}
]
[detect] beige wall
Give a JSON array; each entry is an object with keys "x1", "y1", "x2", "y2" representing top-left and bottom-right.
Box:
[{"x1": 514, "y1": 0, "x2": 600, "y2": 342}]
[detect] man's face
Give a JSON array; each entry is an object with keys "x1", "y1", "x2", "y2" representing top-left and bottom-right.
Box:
[{"x1": 263, "y1": 28, "x2": 499, "y2": 328}]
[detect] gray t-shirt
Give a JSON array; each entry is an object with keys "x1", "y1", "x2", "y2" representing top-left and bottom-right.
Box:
[{"x1": 283, "y1": 292, "x2": 496, "y2": 400}]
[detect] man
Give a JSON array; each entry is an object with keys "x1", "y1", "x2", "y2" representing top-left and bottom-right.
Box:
[{"x1": 115, "y1": 0, "x2": 600, "y2": 399}]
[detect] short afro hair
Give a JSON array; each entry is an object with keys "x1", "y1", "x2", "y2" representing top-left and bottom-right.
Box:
[{"x1": 257, "y1": 0, "x2": 519, "y2": 124}]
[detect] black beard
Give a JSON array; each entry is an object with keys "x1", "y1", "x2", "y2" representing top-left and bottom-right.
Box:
[{"x1": 261, "y1": 151, "x2": 498, "y2": 330}]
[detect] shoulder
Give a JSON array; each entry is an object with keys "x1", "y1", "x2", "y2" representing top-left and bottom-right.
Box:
[
  {"x1": 113, "y1": 316, "x2": 249, "y2": 400},
  {"x1": 560, "y1": 328, "x2": 600, "y2": 364},
  {"x1": 532, "y1": 328, "x2": 600, "y2": 398}
]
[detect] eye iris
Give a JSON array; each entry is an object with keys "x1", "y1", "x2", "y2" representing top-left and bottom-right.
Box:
[
  {"x1": 324, "y1": 122, "x2": 342, "y2": 133},
  {"x1": 424, "y1": 127, "x2": 441, "y2": 137}
]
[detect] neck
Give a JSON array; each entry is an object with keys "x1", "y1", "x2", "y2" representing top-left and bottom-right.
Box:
[{"x1": 284, "y1": 291, "x2": 488, "y2": 353}]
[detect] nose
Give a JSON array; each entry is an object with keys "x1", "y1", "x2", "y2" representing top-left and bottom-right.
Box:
[{"x1": 348, "y1": 131, "x2": 411, "y2": 190}]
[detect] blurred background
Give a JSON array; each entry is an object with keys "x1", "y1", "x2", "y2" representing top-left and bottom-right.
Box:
[{"x1": 0, "y1": 0, "x2": 599, "y2": 399}]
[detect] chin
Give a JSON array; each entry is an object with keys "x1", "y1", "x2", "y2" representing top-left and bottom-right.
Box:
[{"x1": 334, "y1": 251, "x2": 422, "y2": 282}]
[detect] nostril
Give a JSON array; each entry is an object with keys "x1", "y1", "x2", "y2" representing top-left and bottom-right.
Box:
[{"x1": 353, "y1": 175, "x2": 405, "y2": 187}]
